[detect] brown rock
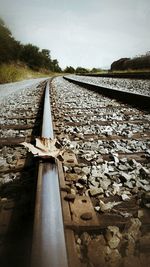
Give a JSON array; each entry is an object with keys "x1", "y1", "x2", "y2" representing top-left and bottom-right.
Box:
[
  {"x1": 108, "y1": 249, "x2": 122, "y2": 267},
  {"x1": 65, "y1": 173, "x2": 79, "y2": 181},
  {"x1": 105, "y1": 226, "x2": 121, "y2": 249},
  {"x1": 107, "y1": 226, "x2": 121, "y2": 238},
  {"x1": 108, "y1": 236, "x2": 120, "y2": 249},
  {"x1": 80, "y1": 232, "x2": 91, "y2": 245},
  {"x1": 125, "y1": 234, "x2": 135, "y2": 256},
  {"x1": 88, "y1": 238, "x2": 106, "y2": 267},
  {"x1": 128, "y1": 218, "x2": 141, "y2": 240},
  {"x1": 89, "y1": 187, "x2": 103, "y2": 197},
  {"x1": 74, "y1": 167, "x2": 82, "y2": 174}
]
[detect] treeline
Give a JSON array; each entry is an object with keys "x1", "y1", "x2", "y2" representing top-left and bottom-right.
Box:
[
  {"x1": 0, "y1": 18, "x2": 61, "y2": 72},
  {"x1": 64, "y1": 66, "x2": 102, "y2": 74},
  {"x1": 111, "y1": 53, "x2": 150, "y2": 71}
]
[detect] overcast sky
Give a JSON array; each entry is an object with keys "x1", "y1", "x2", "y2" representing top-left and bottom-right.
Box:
[{"x1": 0, "y1": 0, "x2": 150, "y2": 69}]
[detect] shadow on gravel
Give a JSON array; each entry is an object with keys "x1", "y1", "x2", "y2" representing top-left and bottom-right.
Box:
[{"x1": 0, "y1": 162, "x2": 38, "y2": 267}]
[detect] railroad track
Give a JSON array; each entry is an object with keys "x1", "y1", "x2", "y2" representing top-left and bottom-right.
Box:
[
  {"x1": 0, "y1": 75, "x2": 150, "y2": 267},
  {"x1": 51, "y1": 76, "x2": 150, "y2": 267},
  {"x1": 63, "y1": 75, "x2": 150, "y2": 109}
]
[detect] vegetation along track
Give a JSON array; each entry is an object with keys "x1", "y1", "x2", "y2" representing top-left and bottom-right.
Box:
[
  {"x1": 0, "y1": 75, "x2": 150, "y2": 267},
  {"x1": 51, "y1": 76, "x2": 150, "y2": 267}
]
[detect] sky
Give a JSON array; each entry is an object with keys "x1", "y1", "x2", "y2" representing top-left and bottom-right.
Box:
[{"x1": 0, "y1": 0, "x2": 150, "y2": 69}]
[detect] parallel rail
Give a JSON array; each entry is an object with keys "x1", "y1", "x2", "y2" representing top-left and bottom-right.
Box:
[
  {"x1": 51, "y1": 76, "x2": 150, "y2": 267},
  {"x1": 78, "y1": 72, "x2": 150, "y2": 80},
  {"x1": 31, "y1": 81, "x2": 68, "y2": 267},
  {"x1": 63, "y1": 76, "x2": 150, "y2": 110}
]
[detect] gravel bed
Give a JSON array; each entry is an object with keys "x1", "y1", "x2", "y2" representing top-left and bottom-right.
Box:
[
  {"x1": 62, "y1": 122, "x2": 149, "y2": 137},
  {"x1": 52, "y1": 77, "x2": 150, "y2": 197},
  {"x1": 0, "y1": 81, "x2": 45, "y2": 138},
  {"x1": 0, "y1": 118, "x2": 36, "y2": 125},
  {"x1": 67, "y1": 75, "x2": 150, "y2": 96},
  {"x1": 0, "y1": 78, "x2": 46, "y2": 101},
  {"x1": 52, "y1": 77, "x2": 150, "y2": 267},
  {"x1": 0, "y1": 80, "x2": 46, "y2": 182},
  {"x1": 66, "y1": 139, "x2": 150, "y2": 155},
  {"x1": 64, "y1": 113, "x2": 150, "y2": 123},
  {"x1": 0, "y1": 129, "x2": 33, "y2": 138}
]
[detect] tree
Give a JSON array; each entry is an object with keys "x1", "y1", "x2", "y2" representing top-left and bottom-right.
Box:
[
  {"x1": 90, "y1": 68, "x2": 102, "y2": 73},
  {"x1": 75, "y1": 67, "x2": 89, "y2": 74},
  {"x1": 64, "y1": 66, "x2": 75, "y2": 73},
  {"x1": 40, "y1": 49, "x2": 52, "y2": 69},
  {"x1": 0, "y1": 18, "x2": 62, "y2": 72},
  {"x1": 111, "y1": 54, "x2": 150, "y2": 71},
  {"x1": 111, "y1": 58, "x2": 130, "y2": 71},
  {"x1": 0, "y1": 19, "x2": 21, "y2": 63},
  {"x1": 41, "y1": 49, "x2": 51, "y2": 59},
  {"x1": 52, "y1": 59, "x2": 62, "y2": 72},
  {"x1": 20, "y1": 44, "x2": 42, "y2": 70}
]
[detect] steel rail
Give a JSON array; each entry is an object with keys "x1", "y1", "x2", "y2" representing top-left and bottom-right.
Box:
[
  {"x1": 31, "y1": 80, "x2": 68, "y2": 267},
  {"x1": 63, "y1": 76, "x2": 150, "y2": 110},
  {"x1": 78, "y1": 72, "x2": 150, "y2": 79}
]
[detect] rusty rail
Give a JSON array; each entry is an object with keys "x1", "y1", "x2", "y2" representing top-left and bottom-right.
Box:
[{"x1": 31, "y1": 81, "x2": 68, "y2": 267}]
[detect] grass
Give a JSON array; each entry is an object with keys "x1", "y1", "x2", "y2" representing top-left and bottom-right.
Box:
[
  {"x1": 85, "y1": 69, "x2": 150, "y2": 76},
  {"x1": 0, "y1": 63, "x2": 56, "y2": 84},
  {"x1": 90, "y1": 70, "x2": 109, "y2": 74},
  {"x1": 110, "y1": 69, "x2": 150, "y2": 73}
]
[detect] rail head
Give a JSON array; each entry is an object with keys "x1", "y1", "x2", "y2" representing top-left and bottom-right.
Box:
[{"x1": 31, "y1": 80, "x2": 68, "y2": 267}]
